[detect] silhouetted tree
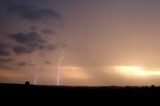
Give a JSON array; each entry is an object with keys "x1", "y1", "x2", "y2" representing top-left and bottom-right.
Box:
[
  {"x1": 151, "y1": 85, "x2": 155, "y2": 88},
  {"x1": 25, "y1": 81, "x2": 30, "y2": 86}
]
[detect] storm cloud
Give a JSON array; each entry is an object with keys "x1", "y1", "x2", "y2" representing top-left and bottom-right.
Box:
[
  {"x1": 0, "y1": 0, "x2": 64, "y2": 55},
  {"x1": 0, "y1": 0, "x2": 65, "y2": 73},
  {"x1": 10, "y1": 32, "x2": 60, "y2": 54},
  {"x1": 10, "y1": 32, "x2": 45, "y2": 47},
  {"x1": 0, "y1": 57, "x2": 16, "y2": 70},
  {"x1": 1, "y1": 0, "x2": 60, "y2": 22},
  {"x1": 8, "y1": 32, "x2": 47, "y2": 54},
  {"x1": 0, "y1": 43, "x2": 11, "y2": 56},
  {"x1": 13, "y1": 46, "x2": 32, "y2": 54},
  {"x1": 0, "y1": 58, "x2": 13, "y2": 63},
  {"x1": 41, "y1": 29, "x2": 53, "y2": 34},
  {"x1": 17, "y1": 61, "x2": 27, "y2": 67},
  {"x1": 0, "y1": 64, "x2": 17, "y2": 70}
]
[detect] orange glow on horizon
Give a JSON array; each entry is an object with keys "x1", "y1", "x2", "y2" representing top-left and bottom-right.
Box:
[
  {"x1": 61, "y1": 66, "x2": 91, "y2": 79},
  {"x1": 115, "y1": 66, "x2": 160, "y2": 76}
]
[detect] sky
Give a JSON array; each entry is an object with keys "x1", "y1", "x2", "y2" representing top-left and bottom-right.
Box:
[{"x1": 1, "y1": 0, "x2": 160, "y2": 86}]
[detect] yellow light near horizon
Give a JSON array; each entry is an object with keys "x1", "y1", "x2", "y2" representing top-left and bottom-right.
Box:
[
  {"x1": 61, "y1": 66, "x2": 91, "y2": 79},
  {"x1": 115, "y1": 66, "x2": 160, "y2": 76}
]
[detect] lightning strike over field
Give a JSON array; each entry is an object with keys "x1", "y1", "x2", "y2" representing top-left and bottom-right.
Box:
[
  {"x1": 57, "y1": 49, "x2": 65, "y2": 86},
  {"x1": 34, "y1": 72, "x2": 39, "y2": 85},
  {"x1": 33, "y1": 52, "x2": 39, "y2": 85}
]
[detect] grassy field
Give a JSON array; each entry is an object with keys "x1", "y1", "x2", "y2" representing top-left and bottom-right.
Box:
[{"x1": 0, "y1": 83, "x2": 159, "y2": 104}]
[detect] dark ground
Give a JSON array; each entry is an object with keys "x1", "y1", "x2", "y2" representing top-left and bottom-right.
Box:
[{"x1": 0, "y1": 83, "x2": 160, "y2": 104}]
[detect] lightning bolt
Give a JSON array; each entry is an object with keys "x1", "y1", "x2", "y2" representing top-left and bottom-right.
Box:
[
  {"x1": 32, "y1": 52, "x2": 39, "y2": 85},
  {"x1": 34, "y1": 71, "x2": 39, "y2": 85},
  {"x1": 57, "y1": 49, "x2": 65, "y2": 86}
]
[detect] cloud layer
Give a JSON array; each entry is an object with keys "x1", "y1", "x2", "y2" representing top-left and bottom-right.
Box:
[
  {"x1": 0, "y1": 0, "x2": 63, "y2": 70},
  {"x1": 0, "y1": 43, "x2": 11, "y2": 56}
]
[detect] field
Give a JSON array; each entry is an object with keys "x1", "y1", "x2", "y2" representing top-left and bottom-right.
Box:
[{"x1": 1, "y1": 83, "x2": 160, "y2": 103}]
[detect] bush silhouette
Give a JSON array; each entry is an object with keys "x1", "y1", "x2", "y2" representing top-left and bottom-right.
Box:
[
  {"x1": 25, "y1": 81, "x2": 30, "y2": 86},
  {"x1": 151, "y1": 85, "x2": 155, "y2": 88}
]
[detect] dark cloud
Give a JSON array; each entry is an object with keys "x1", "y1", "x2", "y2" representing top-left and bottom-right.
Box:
[
  {"x1": 0, "y1": 57, "x2": 16, "y2": 70},
  {"x1": 44, "y1": 61, "x2": 51, "y2": 64},
  {"x1": 0, "y1": 58, "x2": 13, "y2": 63},
  {"x1": 0, "y1": 0, "x2": 65, "y2": 56},
  {"x1": 41, "y1": 29, "x2": 53, "y2": 34},
  {"x1": 1, "y1": 0, "x2": 60, "y2": 22},
  {"x1": 10, "y1": 32, "x2": 45, "y2": 47},
  {"x1": 10, "y1": 6, "x2": 60, "y2": 22},
  {"x1": 43, "y1": 42, "x2": 67, "y2": 51},
  {"x1": 17, "y1": 61, "x2": 27, "y2": 67},
  {"x1": 0, "y1": 64, "x2": 18, "y2": 70},
  {"x1": 0, "y1": 43, "x2": 11, "y2": 56},
  {"x1": 0, "y1": 49, "x2": 11, "y2": 56},
  {"x1": 9, "y1": 31, "x2": 47, "y2": 54},
  {"x1": 46, "y1": 44, "x2": 57, "y2": 51},
  {"x1": 30, "y1": 26, "x2": 37, "y2": 31},
  {"x1": 10, "y1": 31, "x2": 62, "y2": 54},
  {"x1": 0, "y1": 0, "x2": 64, "y2": 55},
  {"x1": 10, "y1": 32, "x2": 65, "y2": 54},
  {"x1": 13, "y1": 46, "x2": 32, "y2": 54},
  {"x1": 0, "y1": 43, "x2": 10, "y2": 48}
]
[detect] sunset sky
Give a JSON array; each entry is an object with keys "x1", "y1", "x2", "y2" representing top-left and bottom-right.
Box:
[{"x1": 1, "y1": 0, "x2": 160, "y2": 86}]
